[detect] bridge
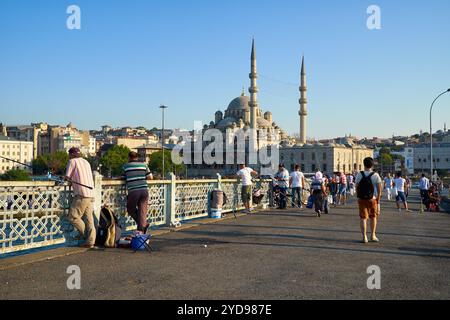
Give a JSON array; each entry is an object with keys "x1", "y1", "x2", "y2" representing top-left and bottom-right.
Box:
[{"x1": 0, "y1": 177, "x2": 449, "y2": 299}]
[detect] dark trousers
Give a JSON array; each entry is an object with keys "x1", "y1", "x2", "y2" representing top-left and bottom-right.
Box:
[
  {"x1": 279, "y1": 187, "x2": 288, "y2": 209},
  {"x1": 312, "y1": 190, "x2": 324, "y2": 213},
  {"x1": 291, "y1": 187, "x2": 302, "y2": 207},
  {"x1": 127, "y1": 189, "x2": 149, "y2": 232}
]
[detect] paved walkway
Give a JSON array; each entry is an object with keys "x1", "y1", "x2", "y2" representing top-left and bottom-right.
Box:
[{"x1": 1, "y1": 191, "x2": 449, "y2": 300}]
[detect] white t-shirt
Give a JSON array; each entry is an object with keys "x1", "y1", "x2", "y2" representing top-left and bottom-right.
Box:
[
  {"x1": 237, "y1": 167, "x2": 254, "y2": 186},
  {"x1": 290, "y1": 171, "x2": 304, "y2": 188},
  {"x1": 384, "y1": 177, "x2": 393, "y2": 189},
  {"x1": 394, "y1": 178, "x2": 406, "y2": 193},
  {"x1": 355, "y1": 170, "x2": 383, "y2": 198},
  {"x1": 419, "y1": 177, "x2": 430, "y2": 190}
]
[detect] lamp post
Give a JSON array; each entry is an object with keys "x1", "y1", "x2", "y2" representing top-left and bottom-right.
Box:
[
  {"x1": 430, "y1": 89, "x2": 450, "y2": 178},
  {"x1": 159, "y1": 105, "x2": 168, "y2": 180}
]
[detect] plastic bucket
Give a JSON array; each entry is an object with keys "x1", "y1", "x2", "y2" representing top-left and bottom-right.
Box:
[{"x1": 210, "y1": 209, "x2": 222, "y2": 219}]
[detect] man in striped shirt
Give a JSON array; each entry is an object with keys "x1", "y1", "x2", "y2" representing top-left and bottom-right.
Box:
[
  {"x1": 65, "y1": 147, "x2": 96, "y2": 248},
  {"x1": 123, "y1": 152, "x2": 153, "y2": 233}
]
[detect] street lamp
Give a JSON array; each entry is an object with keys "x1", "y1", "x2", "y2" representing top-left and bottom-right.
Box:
[
  {"x1": 430, "y1": 89, "x2": 450, "y2": 178},
  {"x1": 159, "y1": 105, "x2": 168, "y2": 180}
]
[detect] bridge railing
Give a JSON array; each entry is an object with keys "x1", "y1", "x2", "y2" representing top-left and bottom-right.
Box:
[{"x1": 0, "y1": 174, "x2": 273, "y2": 254}]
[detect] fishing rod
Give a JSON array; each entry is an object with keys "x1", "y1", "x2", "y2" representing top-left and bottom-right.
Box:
[{"x1": 0, "y1": 155, "x2": 94, "y2": 190}]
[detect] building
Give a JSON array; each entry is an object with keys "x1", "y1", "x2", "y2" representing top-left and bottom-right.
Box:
[
  {"x1": 391, "y1": 147, "x2": 414, "y2": 175},
  {"x1": 0, "y1": 136, "x2": 34, "y2": 174},
  {"x1": 137, "y1": 144, "x2": 163, "y2": 163},
  {"x1": 414, "y1": 143, "x2": 450, "y2": 174},
  {"x1": 280, "y1": 143, "x2": 373, "y2": 175},
  {"x1": 184, "y1": 40, "x2": 288, "y2": 177},
  {"x1": 0, "y1": 123, "x2": 48, "y2": 158},
  {"x1": 36, "y1": 123, "x2": 95, "y2": 157}
]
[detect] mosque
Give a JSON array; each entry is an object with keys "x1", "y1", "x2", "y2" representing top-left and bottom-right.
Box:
[{"x1": 185, "y1": 40, "x2": 372, "y2": 177}]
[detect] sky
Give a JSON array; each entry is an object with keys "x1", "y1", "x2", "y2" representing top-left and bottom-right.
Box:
[{"x1": 0, "y1": 0, "x2": 450, "y2": 140}]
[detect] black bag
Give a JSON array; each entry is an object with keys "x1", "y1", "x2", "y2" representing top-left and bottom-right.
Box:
[
  {"x1": 357, "y1": 171, "x2": 375, "y2": 200},
  {"x1": 95, "y1": 207, "x2": 122, "y2": 248}
]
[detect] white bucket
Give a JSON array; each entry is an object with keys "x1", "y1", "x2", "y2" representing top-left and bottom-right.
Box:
[{"x1": 210, "y1": 209, "x2": 222, "y2": 219}]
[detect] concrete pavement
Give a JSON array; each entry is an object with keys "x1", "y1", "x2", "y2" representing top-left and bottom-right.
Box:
[{"x1": 1, "y1": 191, "x2": 449, "y2": 300}]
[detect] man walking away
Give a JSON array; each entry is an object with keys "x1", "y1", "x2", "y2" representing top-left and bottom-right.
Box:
[
  {"x1": 236, "y1": 164, "x2": 258, "y2": 213},
  {"x1": 356, "y1": 157, "x2": 383, "y2": 244},
  {"x1": 394, "y1": 172, "x2": 411, "y2": 212},
  {"x1": 310, "y1": 171, "x2": 326, "y2": 217},
  {"x1": 274, "y1": 164, "x2": 290, "y2": 209},
  {"x1": 123, "y1": 152, "x2": 153, "y2": 234},
  {"x1": 384, "y1": 173, "x2": 393, "y2": 201},
  {"x1": 290, "y1": 164, "x2": 305, "y2": 208},
  {"x1": 419, "y1": 174, "x2": 430, "y2": 205},
  {"x1": 65, "y1": 147, "x2": 96, "y2": 248}
]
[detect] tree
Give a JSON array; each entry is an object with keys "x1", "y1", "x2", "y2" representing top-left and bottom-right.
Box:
[
  {"x1": 32, "y1": 151, "x2": 69, "y2": 175},
  {"x1": 0, "y1": 169, "x2": 31, "y2": 181},
  {"x1": 100, "y1": 145, "x2": 130, "y2": 177},
  {"x1": 149, "y1": 150, "x2": 185, "y2": 178}
]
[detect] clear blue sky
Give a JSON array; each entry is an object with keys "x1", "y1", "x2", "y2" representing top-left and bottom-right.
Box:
[{"x1": 1, "y1": 0, "x2": 449, "y2": 139}]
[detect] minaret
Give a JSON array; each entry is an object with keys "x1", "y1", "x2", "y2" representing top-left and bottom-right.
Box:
[
  {"x1": 299, "y1": 56, "x2": 307, "y2": 144},
  {"x1": 249, "y1": 39, "x2": 259, "y2": 130}
]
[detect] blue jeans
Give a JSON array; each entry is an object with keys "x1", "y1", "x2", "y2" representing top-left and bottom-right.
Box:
[
  {"x1": 291, "y1": 187, "x2": 303, "y2": 207},
  {"x1": 279, "y1": 187, "x2": 288, "y2": 209}
]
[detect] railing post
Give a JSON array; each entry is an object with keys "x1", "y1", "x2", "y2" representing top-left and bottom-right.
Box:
[
  {"x1": 216, "y1": 173, "x2": 222, "y2": 190},
  {"x1": 166, "y1": 172, "x2": 177, "y2": 227},
  {"x1": 93, "y1": 171, "x2": 103, "y2": 224}
]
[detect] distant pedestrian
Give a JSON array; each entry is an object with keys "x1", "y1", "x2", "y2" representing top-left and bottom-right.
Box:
[
  {"x1": 419, "y1": 174, "x2": 430, "y2": 204},
  {"x1": 338, "y1": 172, "x2": 347, "y2": 205},
  {"x1": 310, "y1": 171, "x2": 326, "y2": 217},
  {"x1": 384, "y1": 173, "x2": 393, "y2": 201},
  {"x1": 65, "y1": 147, "x2": 96, "y2": 248},
  {"x1": 289, "y1": 164, "x2": 305, "y2": 208},
  {"x1": 274, "y1": 164, "x2": 290, "y2": 209},
  {"x1": 123, "y1": 152, "x2": 153, "y2": 234},
  {"x1": 348, "y1": 174, "x2": 355, "y2": 196},
  {"x1": 356, "y1": 157, "x2": 383, "y2": 244},
  {"x1": 236, "y1": 164, "x2": 258, "y2": 213},
  {"x1": 393, "y1": 172, "x2": 411, "y2": 212}
]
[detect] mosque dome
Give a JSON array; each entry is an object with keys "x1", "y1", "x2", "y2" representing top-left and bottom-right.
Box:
[
  {"x1": 257, "y1": 117, "x2": 272, "y2": 128},
  {"x1": 227, "y1": 95, "x2": 249, "y2": 111},
  {"x1": 216, "y1": 117, "x2": 238, "y2": 129}
]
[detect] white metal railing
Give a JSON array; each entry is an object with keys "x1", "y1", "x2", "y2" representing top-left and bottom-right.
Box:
[{"x1": 0, "y1": 175, "x2": 273, "y2": 254}]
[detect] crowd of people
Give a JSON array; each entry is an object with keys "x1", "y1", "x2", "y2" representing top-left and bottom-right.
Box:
[{"x1": 62, "y1": 147, "x2": 447, "y2": 248}]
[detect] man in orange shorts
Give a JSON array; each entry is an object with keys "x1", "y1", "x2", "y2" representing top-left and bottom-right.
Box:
[{"x1": 355, "y1": 157, "x2": 383, "y2": 244}]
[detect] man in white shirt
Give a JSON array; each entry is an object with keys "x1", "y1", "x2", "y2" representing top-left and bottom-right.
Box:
[
  {"x1": 274, "y1": 164, "x2": 290, "y2": 209},
  {"x1": 290, "y1": 164, "x2": 305, "y2": 208},
  {"x1": 384, "y1": 173, "x2": 393, "y2": 201},
  {"x1": 394, "y1": 172, "x2": 411, "y2": 212},
  {"x1": 236, "y1": 164, "x2": 258, "y2": 213},
  {"x1": 419, "y1": 174, "x2": 430, "y2": 204},
  {"x1": 355, "y1": 157, "x2": 383, "y2": 244}
]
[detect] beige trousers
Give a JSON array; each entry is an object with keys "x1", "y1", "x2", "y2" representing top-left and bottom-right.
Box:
[{"x1": 69, "y1": 196, "x2": 96, "y2": 245}]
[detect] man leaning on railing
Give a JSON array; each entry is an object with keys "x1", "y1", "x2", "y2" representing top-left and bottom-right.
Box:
[
  {"x1": 64, "y1": 147, "x2": 96, "y2": 248},
  {"x1": 122, "y1": 151, "x2": 153, "y2": 234}
]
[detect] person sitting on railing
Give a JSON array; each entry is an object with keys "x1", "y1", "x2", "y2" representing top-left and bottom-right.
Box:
[
  {"x1": 65, "y1": 147, "x2": 96, "y2": 249},
  {"x1": 123, "y1": 152, "x2": 153, "y2": 234},
  {"x1": 236, "y1": 164, "x2": 258, "y2": 214}
]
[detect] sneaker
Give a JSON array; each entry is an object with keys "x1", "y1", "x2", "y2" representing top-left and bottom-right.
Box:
[
  {"x1": 405, "y1": 209, "x2": 412, "y2": 213},
  {"x1": 370, "y1": 236, "x2": 380, "y2": 243},
  {"x1": 316, "y1": 210, "x2": 321, "y2": 217},
  {"x1": 362, "y1": 237, "x2": 369, "y2": 244},
  {"x1": 398, "y1": 208, "x2": 402, "y2": 212}
]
